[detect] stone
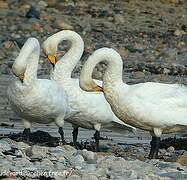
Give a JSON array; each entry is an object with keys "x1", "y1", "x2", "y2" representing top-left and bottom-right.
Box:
[
  {"x1": 17, "y1": 142, "x2": 30, "y2": 151},
  {"x1": 70, "y1": 154, "x2": 85, "y2": 168},
  {"x1": 46, "y1": 0, "x2": 58, "y2": 7},
  {"x1": 133, "y1": 71, "x2": 145, "y2": 79},
  {"x1": 19, "y1": 23, "x2": 32, "y2": 31},
  {"x1": 38, "y1": 1, "x2": 48, "y2": 10},
  {"x1": 27, "y1": 145, "x2": 49, "y2": 159},
  {"x1": 167, "y1": 0, "x2": 183, "y2": 4},
  {"x1": 55, "y1": 19, "x2": 74, "y2": 30},
  {"x1": 40, "y1": 158, "x2": 54, "y2": 167},
  {"x1": 0, "y1": 1, "x2": 9, "y2": 9},
  {"x1": 176, "y1": 41, "x2": 186, "y2": 49},
  {"x1": 66, "y1": 175, "x2": 81, "y2": 180},
  {"x1": 81, "y1": 174, "x2": 99, "y2": 180},
  {"x1": 54, "y1": 162, "x2": 66, "y2": 170},
  {"x1": 0, "y1": 139, "x2": 11, "y2": 152},
  {"x1": 15, "y1": 149, "x2": 25, "y2": 158},
  {"x1": 57, "y1": 145, "x2": 77, "y2": 158},
  {"x1": 81, "y1": 149, "x2": 98, "y2": 164},
  {"x1": 3, "y1": 41, "x2": 13, "y2": 49},
  {"x1": 40, "y1": 158, "x2": 54, "y2": 171},
  {"x1": 174, "y1": 29, "x2": 186, "y2": 36},
  {"x1": 167, "y1": 146, "x2": 175, "y2": 153},
  {"x1": 157, "y1": 161, "x2": 179, "y2": 169},
  {"x1": 177, "y1": 152, "x2": 187, "y2": 166},
  {"x1": 114, "y1": 14, "x2": 125, "y2": 24},
  {"x1": 31, "y1": 22, "x2": 42, "y2": 31},
  {"x1": 160, "y1": 172, "x2": 187, "y2": 179},
  {"x1": 99, "y1": 178, "x2": 108, "y2": 180},
  {"x1": 25, "y1": 6, "x2": 40, "y2": 19},
  {"x1": 118, "y1": 47, "x2": 129, "y2": 59},
  {"x1": 83, "y1": 164, "x2": 97, "y2": 172},
  {"x1": 14, "y1": 158, "x2": 33, "y2": 168}
]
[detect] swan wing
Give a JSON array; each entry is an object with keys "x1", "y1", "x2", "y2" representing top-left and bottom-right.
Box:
[{"x1": 127, "y1": 82, "x2": 187, "y2": 126}]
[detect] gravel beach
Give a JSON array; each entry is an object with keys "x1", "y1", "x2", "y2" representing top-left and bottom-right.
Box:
[{"x1": 0, "y1": 0, "x2": 187, "y2": 179}]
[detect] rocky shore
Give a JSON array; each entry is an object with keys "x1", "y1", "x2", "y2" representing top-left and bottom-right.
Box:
[{"x1": 1, "y1": 137, "x2": 187, "y2": 180}]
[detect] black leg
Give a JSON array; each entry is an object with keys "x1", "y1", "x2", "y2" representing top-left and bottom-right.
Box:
[
  {"x1": 23, "y1": 128, "x2": 30, "y2": 142},
  {"x1": 94, "y1": 130, "x2": 100, "y2": 152},
  {"x1": 72, "y1": 127, "x2": 79, "y2": 149},
  {"x1": 148, "y1": 136, "x2": 160, "y2": 159},
  {"x1": 58, "y1": 127, "x2": 66, "y2": 144}
]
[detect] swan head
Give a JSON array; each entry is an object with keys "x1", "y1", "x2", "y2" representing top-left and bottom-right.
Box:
[
  {"x1": 12, "y1": 37, "x2": 40, "y2": 82},
  {"x1": 80, "y1": 80, "x2": 103, "y2": 92},
  {"x1": 43, "y1": 30, "x2": 84, "y2": 68},
  {"x1": 12, "y1": 56, "x2": 26, "y2": 82},
  {"x1": 43, "y1": 41, "x2": 57, "y2": 67}
]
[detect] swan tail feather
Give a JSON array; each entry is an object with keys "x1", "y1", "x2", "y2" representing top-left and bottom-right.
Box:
[{"x1": 102, "y1": 121, "x2": 136, "y2": 134}]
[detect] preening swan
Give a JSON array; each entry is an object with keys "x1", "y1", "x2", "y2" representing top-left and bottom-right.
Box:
[
  {"x1": 43, "y1": 30, "x2": 135, "y2": 151},
  {"x1": 7, "y1": 37, "x2": 73, "y2": 143},
  {"x1": 80, "y1": 47, "x2": 187, "y2": 158}
]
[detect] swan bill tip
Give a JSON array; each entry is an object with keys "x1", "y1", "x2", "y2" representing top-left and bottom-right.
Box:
[
  {"x1": 47, "y1": 55, "x2": 57, "y2": 65},
  {"x1": 13, "y1": 71, "x2": 24, "y2": 82}
]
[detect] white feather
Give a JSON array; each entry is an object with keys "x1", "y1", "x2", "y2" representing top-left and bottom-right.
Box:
[{"x1": 43, "y1": 30, "x2": 135, "y2": 133}]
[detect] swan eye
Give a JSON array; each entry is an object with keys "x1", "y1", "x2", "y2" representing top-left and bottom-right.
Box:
[{"x1": 47, "y1": 54, "x2": 57, "y2": 65}]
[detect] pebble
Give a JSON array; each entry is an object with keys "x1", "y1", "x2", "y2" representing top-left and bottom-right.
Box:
[
  {"x1": 177, "y1": 152, "x2": 187, "y2": 166},
  {"x1": 70, "y1": 154, "x2": 85, "y2": 168},
  {"x1": 133, "y1": 71, "x2": 145, "y2": 79},
  {"x1": 0, "y1": 139, "x2": 12, "y2": 152},
  {"x1": 167, "y1": 146, "x2": 175, "y2": 153},
  {"x1": 37, "y1": 1, "x2": 48, "y2": 10},
  {"x1": 55, "y1": 19, "x2": 74, "y2": 30},
  {"x1": 114, "y1": 14, "x2": 125, "y2": 24},
  {"x1": 81, "y1": 149, "x2": 97, "y2": 164},
  {"x1": 174, "y1": 29, "x2": 186, "y2": 36},
  {"x1": 25, "y1": 6, "x2": 40, "y2": 19},
  {"x1": 46, "y1": 0, "x2": 58, "y2": 7},
  {"x1": 27, "y1": 145, "x2": 49, "y2": 159},
  {"x1": 66, "y1": 175, "x2": 82, "y2": 180},
  {"x1": 0, "y1": 138, "x2": 186, "y2": 179},
  {"x1": 0, "y1": 1, "x2": 9, "y2": 9},
  {"x1": 81, "y1": 174, "x2": 99, "y2": 180},
  {"x1": 14, "y1": 157, "x2": 33, "y2": 168},
  {"x1": 16, "y1": 142, "x2": 30, "y2": 151}
]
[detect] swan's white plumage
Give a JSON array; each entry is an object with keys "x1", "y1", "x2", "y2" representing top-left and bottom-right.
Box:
[
  {"x1": 80, "y1": 47, "x2": 187, "y2": 137},
  {"x1": 43, "y1": 30, "x2": 135, "y2": 133},
  {"x1": 7, "y1": 38, "x2": 72, "y2": 129}
]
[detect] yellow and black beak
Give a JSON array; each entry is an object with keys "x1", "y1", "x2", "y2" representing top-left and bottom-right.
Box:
[
  {"x1": 47, "y1": 55, "x2": 57, "y2": 67},
  {"x1": 13, "y1": 72, "x2": 24, "y2": 82},
  {"x1": 18, "y1": 73, "x2": 24, "y2": 81},
  {"x1": 94, "y1": 85, "x2": 103, "y2": 92}
]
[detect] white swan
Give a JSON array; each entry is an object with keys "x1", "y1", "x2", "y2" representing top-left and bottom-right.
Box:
[
  {"x1": 7, "y1": 37, "x2": 73, "y2": 143},
  {"x1": 79, "y1": 47, "x2": 187, "y2": 158},
  {"x1": 43, "y1": 30, "x2": 136, "y2": 151}
]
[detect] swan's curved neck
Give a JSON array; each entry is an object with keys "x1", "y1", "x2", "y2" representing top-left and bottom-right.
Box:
[
  {"x1": 80, "y1": 48, "x2": 124, "y2": 91},
  {"x1": 53, "y1": 31, "x2": 84, "y2": 80},
  {"x1": 12, "y1": 38, "x2": 40, "y2": 84}
]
